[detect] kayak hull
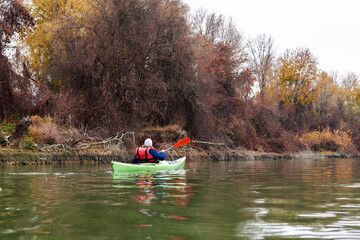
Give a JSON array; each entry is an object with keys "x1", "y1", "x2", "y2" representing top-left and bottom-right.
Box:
[{"x1": 111, "y1": 156, "x2": 186, "y2": 173}]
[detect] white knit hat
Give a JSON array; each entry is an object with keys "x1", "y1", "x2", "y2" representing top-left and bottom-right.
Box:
[{"x1": 144, "y1": 138, "x2": 153, "y2": 147}]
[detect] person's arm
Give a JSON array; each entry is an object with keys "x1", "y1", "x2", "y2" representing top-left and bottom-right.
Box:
[
  {"x1": 149, "y1": 149, "x2": 166, "y2": 160},
  {"x1": 132, "y1": 155, "x2": 138, "y2": 163}
]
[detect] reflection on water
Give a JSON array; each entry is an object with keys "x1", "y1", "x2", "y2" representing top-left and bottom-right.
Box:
[
  {"x1": 1, "y1": 158, "x2": 360, "y2": 239},
  {"x1": 111, "y1": 170, "x2": 193, "y2": 239},
  {"x1": 112, "y1": 170, "x2": 193, "y2": 213},
  {"x1": 229, "y1": 159, "x2": 360, "y2": 239}
]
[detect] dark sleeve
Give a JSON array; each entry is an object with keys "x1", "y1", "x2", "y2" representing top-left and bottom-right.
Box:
[
  {"x1": 149, "y1": 149, "x2": 166, "y2": 160},
  {"x1": 132, "y1": 155, "x2": 138, "y2": 163}
]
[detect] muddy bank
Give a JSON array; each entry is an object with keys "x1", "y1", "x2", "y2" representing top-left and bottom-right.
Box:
[
  {"x1": 0, "y1": 150, "x2": 359, "y2": 165},
  {"x1": 0, "y1": 152, "x2": 125, "y2": 165},
  {"x1": 195, "y1": 152, "x2": 360, "y2": 161}
]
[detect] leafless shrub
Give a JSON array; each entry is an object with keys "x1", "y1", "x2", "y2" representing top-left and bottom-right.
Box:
[{"x1": 28, "y1": 115, "x2": 60, "y2": 144}]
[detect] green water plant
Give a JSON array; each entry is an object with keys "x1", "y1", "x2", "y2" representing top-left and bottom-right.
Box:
[
  {"x1": 0, "y1": 120, "x2": 15, "y2": 135},
  {"x1": 19, "y1": 135, "x2": 37, "y2": 150}
]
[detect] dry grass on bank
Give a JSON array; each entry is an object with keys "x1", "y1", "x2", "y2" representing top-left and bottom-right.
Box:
[
  {"x1": 300, "y1": 127, "x2": 356, "y2": 153},
  {"x1": 11, "y1": 116, "x2": 359, "y2": 157},
  {"x1": 28, "y1": 115, "x2": 60, "y2": 144},
  {"x1": 25, "y1": 115, "x2": 91, "y2": 151}
]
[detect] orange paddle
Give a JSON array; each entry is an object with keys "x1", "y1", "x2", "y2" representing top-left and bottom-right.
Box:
[{"x1": 164, "y1": 138, "x2": 190, "y2": 152}]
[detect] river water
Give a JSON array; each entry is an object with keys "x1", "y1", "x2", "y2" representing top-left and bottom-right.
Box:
[{"x1": 1, "y1": 158, "x2": 360, "y2": 239}]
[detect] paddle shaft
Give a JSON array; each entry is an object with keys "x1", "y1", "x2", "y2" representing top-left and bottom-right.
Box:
[
  {"x1": 163, "y1": 138, "x2": 190, "y2": 152},
  {"x1": 164, "y1": 146, "x2": 172, "y2": 152}
]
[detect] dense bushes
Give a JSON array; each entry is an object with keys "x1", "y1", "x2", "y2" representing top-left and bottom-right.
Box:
[{"x1": 1, "y1": 0, "x2": 360, "y2": 153}]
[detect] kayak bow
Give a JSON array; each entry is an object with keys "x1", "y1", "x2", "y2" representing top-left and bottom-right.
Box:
[{"x1": 111, "y1": 156, "x2": 186, "y2": 173}]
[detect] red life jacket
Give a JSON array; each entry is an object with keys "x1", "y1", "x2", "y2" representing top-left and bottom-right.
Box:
[{"x1": 136, "y1": 147, "x2": 156, "y2": 163}]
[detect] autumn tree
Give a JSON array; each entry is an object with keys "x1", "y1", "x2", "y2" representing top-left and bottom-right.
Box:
[
  {"x1": 340, "y1": 72, "x2": 360, "y2": 107},
  {"x1": 342, "y1": 72, "x2": 359, "y2": 90},
  {"x1": 247, "y1": 34, "x2": 276, "y2": 101},
  {"x1": 340, "y1": 73, "x2": 360, "y2": 151},
  {"x1": 25, "y1": 0, "x2": 197, "y2": 134},
  {"x1": 189, "y1": 10, "x2": 255, "y2": 146},
  {"x1": 24, "y1": 0, "x2": 94, "y2": 88},
  {"x1": 278, "y1": 48, "x2": 319, "y2": 127},
  {"x1": 0, "y1": 0, "x2": 34, "y2": 119},
  {"x1": 313, "y1": 72, "x2": 346, "y2": 129}
]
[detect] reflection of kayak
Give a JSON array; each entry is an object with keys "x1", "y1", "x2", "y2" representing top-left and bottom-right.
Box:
[{"x1": 112, "y1": 157, "x2": 186, "y2": 173}]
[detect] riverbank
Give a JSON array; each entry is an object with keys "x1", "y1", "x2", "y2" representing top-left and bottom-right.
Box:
[
  {"x1": 0, "y1": 147, "x2": 359, "y2": 165},
  {"x1": 2, "y1": 117, "x2": 360, "y2": 165}
]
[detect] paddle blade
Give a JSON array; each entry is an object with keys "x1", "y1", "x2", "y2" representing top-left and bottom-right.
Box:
[{"x1": 172, "y1": 138, "x2": 190, "y2": 148}]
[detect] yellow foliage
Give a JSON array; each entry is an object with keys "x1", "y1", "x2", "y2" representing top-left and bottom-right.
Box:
[
  {"x1": 30, "y1": 115, "x2": 42, "y2": 125},
  {"x1": 30, "y1": 115, "x2": 52, "y2": 124},
  {"x1": 262, "y1": 78, "x2": 281, "y2": 110},
  {"x1": 300, "y1": 127, "x2": 355, "y2": 152},
  {"x1": 23, "y1": 0, "x2": 96, "y2": 82},
  {"x1": 278, "y1": 48, "x2": 318, "y2": 107}
]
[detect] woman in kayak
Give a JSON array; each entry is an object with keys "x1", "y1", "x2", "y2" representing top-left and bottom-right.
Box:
[{"x1": 132, "y1": 138, "x2": 166, "y2": 164}]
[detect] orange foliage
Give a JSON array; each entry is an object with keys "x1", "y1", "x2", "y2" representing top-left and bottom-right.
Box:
[
  {"x1": 279, "y1": 48, "x2": 318, "y2": 107},
  {"x1": 300, "y1": 127, "x2": 356, "y2": 153},
  {"x1": 4, "y1": 0, "x2": 360, "y2": 154}
]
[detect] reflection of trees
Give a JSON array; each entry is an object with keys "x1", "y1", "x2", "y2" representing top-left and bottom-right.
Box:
[
  {"x1": 172, "y1": 180, "x2": 193, "y2": 207},
  {"x1": 135, "y1": 174, "x2": 157, "y2": 205},
  {"x1": 115, "y1": 171, "x2": 195, "y2": 238},
  {"x1": 189, "y1": 158, "x2": 359, "y2": 184},
  {"x1": 132, "y1": 172, "x2": 193, "y2": 207},
  {"x1": 0, "y1": 166, "x2": 68, "y2": 235},
  {"x1": 188, "y1": 158, "x2": 360, "y2": 238}
]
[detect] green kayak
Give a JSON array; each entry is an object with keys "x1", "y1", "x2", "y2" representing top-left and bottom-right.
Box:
[{"x1": 111, "y1": 156, "x2": 186, "y2": 173}]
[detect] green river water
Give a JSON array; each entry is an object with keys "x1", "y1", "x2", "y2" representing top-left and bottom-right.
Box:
[{"x1": 1, "y1": 157, "x2": 360, "y2": 239}]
